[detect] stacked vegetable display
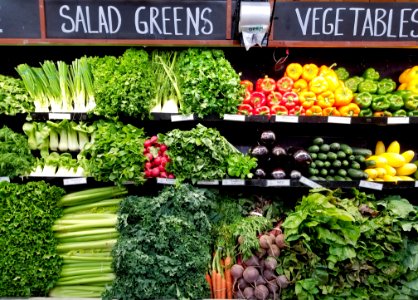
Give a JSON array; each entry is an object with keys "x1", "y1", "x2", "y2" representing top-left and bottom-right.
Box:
[{"x1": 49, "y1": 186, "x2": 127, "y2": 298}]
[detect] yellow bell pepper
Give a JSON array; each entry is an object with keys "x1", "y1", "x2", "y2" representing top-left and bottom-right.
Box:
[
  {"x1": 398, "y1": 83, "x2": 407, "y2": 91},
  {"x1": 406, "y1": 79, "x2": 418, "y2": 94},
  {"x1": 309, "y1": 76, "x2": 328, "y2": 94},
  {"x1": 285, "y1": 63, "x2": 303, "y2": 81},
  {"x1": 399, "y1": 68, "x2": 411, "y2": 84},
  {"x1": 302, "y1": 64, "x2": 319, "y2": 81},
  {"x1": 338, "y1": 103, "x2": 360, "y2": 117},
  {"x1": 318, "y1": 64, "x2": 339, "y2": 91},
  {"x1": 405, "y1": 66, "x2": 418, "y2": 82},
  {"x1": 334, "y1": 85, "x2": 353, "y2": 106},
  {"x1": 293, "y1": 78, "x2": 308, "y2": 93},
  {"x1": 317, "y1": 91, "x2": 335, "y2": 108}
]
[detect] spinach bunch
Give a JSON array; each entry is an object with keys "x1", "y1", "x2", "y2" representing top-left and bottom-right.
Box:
[
  {"x1": 105, "y1": 184, "x2": 215, "y2": 300},
  {"x1": 160, "y1": 124, "x2": 255, "y2": 183},
  {"x1": 0, "y1": 74, "x2": 33, "y2": 115},
  {"x1": 279, "y1": 189, "x2": 418, "y2": 300},
  {"x1": 90, "y1": 48, "x2": 156, "y2": 119},
  {"x1": 79, "y1": 120, "x2": 147, "y2": 185},
  {"x1": 176, "y1": 48, "x2": 244, "y2": 118},
  {"x1": 0, "y1": 125, "x2": 35, "y2": 178},
  {"x1": 0, "y1": 181, "x2": 65, "y2": 297}
]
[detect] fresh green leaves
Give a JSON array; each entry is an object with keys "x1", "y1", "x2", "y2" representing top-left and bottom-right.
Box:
[
  {"x1": 0, "y1": 74, "x2": 33, "y2": 115},
  {"x1": 0, "y1": 125, "x2": 36, "y2": 178},
  {"x1": 79, "y1": 120, "x2": 147, "y2": 185},
  {"x1": 105, "y1": 184, "x2": 215, "y2": 300},
  {"x1": 0, "y1": 181, "x2": 65, "y2": 297}
]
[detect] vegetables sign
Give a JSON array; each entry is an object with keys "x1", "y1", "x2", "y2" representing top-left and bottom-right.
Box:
[{"x1": 0, "y1": 0, "x2": 40, "y2": 38}]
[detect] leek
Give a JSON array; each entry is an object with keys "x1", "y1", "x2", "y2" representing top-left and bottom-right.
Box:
[
  {"x1": 41, "y1": 60, "x2": 62, "y2": 112},
  {"x1": 58, "y1": 61, "x2": 74, "y2": 112},
  {"x1": 71, "y1": 58, "x2": 87, "y2": 112}
]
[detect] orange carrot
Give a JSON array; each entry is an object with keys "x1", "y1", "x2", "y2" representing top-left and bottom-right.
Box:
[
  {"x1": 212, "y1": 270, "x2": 218, "y2": 299},
  {"x1": 216, "y1": 271, "x2": 222, "y2": 299},
  {"x1": 206, "y1": 273, "x2": 213, "y2": 299},
  {"x1": 220, "y1": 274, "x2": 227, "y2": 299},
  {"x1": 224, "y1": 256, "x2": 233, "y2": 299}
]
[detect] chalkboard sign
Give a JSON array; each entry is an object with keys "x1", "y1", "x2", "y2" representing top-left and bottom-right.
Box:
[
  {"x1": 0, "y1": 0, "x2": 41, "y2": 38},
  {"x1": 273, "y1": 2, "x2": 418, "y2": 41},
  {"x1": 45, "y1": 0, "x2": 227, "y2": 40}
]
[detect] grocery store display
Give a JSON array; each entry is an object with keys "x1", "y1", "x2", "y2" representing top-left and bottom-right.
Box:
[
  {"x1": 0, "y1": 74, "x2": 33, "y2": 115},
  {"x1": 0, "y1": 181, "x2": 65, "y2": 297}
]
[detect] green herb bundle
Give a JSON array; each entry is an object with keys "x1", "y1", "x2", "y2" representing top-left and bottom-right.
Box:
[
  {"x1": 105, "y1": 184, "x2": 215, "y2": 300},
  {"x1": 0, "y1": 74, "x2": 33, "y2": 115},
  {"x1": 79, "y1": 120, "x2": 147, "y2": 185},
  {"x1": 0, "y1": 125, "x2": 35, "y2": 178},
  {"x1": 0, "y1": 181, "x2": 65, "y2": 297},
  {"x1": 176, "y1": 48, "x2": 244, "y2": 118}
]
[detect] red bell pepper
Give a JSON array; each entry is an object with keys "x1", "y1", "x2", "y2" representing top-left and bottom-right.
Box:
[
  {"x1": 257, "y1": 75, "x2": 276, "y2": 94},
  {"x1": 240, "y1": 80, "x2": 254, "y2": 92},
  {"x1": 237, "y1": 104, "x2": 253, "y2": 115},
  {"x1": 243, "y1": 89, "x2": 252, "y2": 105},
  {"x1": 266, "y1": 91, "x2": 283, "y2": 107},
  {"x1": 270, "y1": 105, "x2": 288, "y2": 115},
  {"x1": 254, "y1": 106, "x2": 270, "y2": 115},
  {"x1": 280, "y1": 91, "x2": 300, "y2": 110},
  {"x1": 288, "y1": 105, "x2": 305, "y2": 116},
  {"x1": 276, "y1": 76, "x2": 294, "y2": 94},
  {"x1": 250, "y1": 91, "x2": 267, "y2": 108}
]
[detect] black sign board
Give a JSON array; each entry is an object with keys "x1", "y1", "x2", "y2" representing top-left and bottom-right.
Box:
[
  {"x1": 0, "y1": 0, "x2": 41, "y2": 38},
  {"x1": 45, "y1": 0, "x2": 227, "y2": 40},
  {"x1": 274, "y1": 2, "x2": 418, "y2": 41}
]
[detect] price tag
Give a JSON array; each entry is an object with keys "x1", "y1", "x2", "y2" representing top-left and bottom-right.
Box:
[
  {"x1": 0, "y1": 177, "x2": 10, "y2": 182},
  {"x1": 299, "y1": 176, "x2": 323, "y2": 188},
  {"x1": 222, "y1": 179, "x2": 245, "y2": 186},
  {"x1": 328, "y1": 116, "x2": 351, "y2": 124},
  {"x1": 223, "y1": 114, "x2": 246, "y2": 122},
  {"x1": 63, "y1": 177, "x2": 87, "y2": 186},
  {"x1": 387, "y1": 117, "x2": 410, "y2": 124},
  {"x1": 48, "y1": 113, "x2": 72, "y2": 120},
  {"x1": 123, "y1": 181, "x2": 136, "y2": 185},
  {"x1": 275, "y1": 115, "x2": 299, "y2": 123},
  {"x1": 266, "y1": 179, "x2": 290, "y2": 187},
  {"x1": 197, "y1": 180, "x2": 219, "y2": 186},
  {"x1": 171, "y1": 114, "x2": 194, "y2": 122},
  {"x1": 414, "y1": 181, "x2": 418, "y2": 188},
  {"x1": 156, "y1": 178, "x2": 176, "y2": 185},
  {"x1": 359, "y1": 180, "x2": 383, "y2": 190}
]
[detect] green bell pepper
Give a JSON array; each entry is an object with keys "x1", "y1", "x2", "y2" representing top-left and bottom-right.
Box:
[
  {"x1": 354, "y1": 92, "x2": 373, "y2": 108},
  {"x1": 362, "y1": 67, "x2": 380, "y2": 81},
  {"x1": 358, "y1": 79, "x2": 378, "y2": 94},
  {"x1": 393, "y1": 109, "x2": 408, "y2": 117},
  {"x1": 408, "y1": 110, "x2": 418, "y2": 116},
  {"x1": 401, "y1": 91, "x2": 418, "y2": 110},
  {"x1": 335, "y1": 67, "x2": 350, "y2": 81},
  {"x1": 344, "y1": 76, "x2": 364, "y2": 93},
  {"x1": 371, "y1": 95, "x2": 390, "y2": 111},
  {"x1": 377, "y1": 78, "x2": 397, "y2": 95},
  {"x1": 359, "y1": 108, "x2": 373, "y2": 117},
  {"x1": 387, "y1": 94, "x2": 404, "y2": 111}
]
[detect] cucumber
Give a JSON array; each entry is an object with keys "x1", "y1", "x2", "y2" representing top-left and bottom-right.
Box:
[
  {"x1": 337, "y1": 151, "x2": 346, "y2": 159},
  {"x1": 320, "y1": 144, "x2": 330, "y2": 152},
  {"x1": 329, "y1": 169, "x2": 335, "y2": 175},
  {"x1": 308, "y1": 145, "x2": 320, "y2": 153},
  {"x1": 324, "y1": 161, "x2": 331, "y2": 168},
  {"x1": 365, "y1": 160, "x2": 376, "y2": 168},
  {"x1": 332, "y1": 160, "x2": 342, "y2": 168},
  {"x1": 340, "y1": 143, "x2": 353, "y2": 155},
  {"x1": 310, "y1": 162, "x2": 317, "y2": 169},
  {"x1": 334, "y1": 175, "x2": 346, "y2": 181},
  {"x1": 313, "y1": 137, "x2": 325, "y2": 145},
  {"x1": 310, "y1": 153, "x2": 318, "y2": 160},
  {"x1": 348, "y1": 155, "x2": 356, "y2": 161},
  {"x1": 352, "y1": 147, "x2": 373, "y2": 158},
  {"x1": 317, "y1": 177, "x2": 326, "y2": 181},
  {"x1": 330, "y1": 142, "x2": 341, "y2": 151},
  {"x1": 317, "y1": 153, "x2": 328, "y2": 161},
  {"x1": 347, "y1": 168, "x2": 367, "y2": 179},
  {"x1": 342, "y1": 160, "x2": 350, "y2": 167},
  {"x1": 355, "y1": 155, "x2": 366, "y2": 163},
  {"x1": 316, "y1": 160, "x2": 324, "y2": 168},
  {"x1": 327, "y1": 152, "x2": 338, "y2": 161},
  {"x1": 351, "y1": 161, "x2": 361, "y2": 170},
  {"x1": 310, "y1": 176, "x2": 319, "y2": 181},
  {"x1": 344, "y1": 176, "x2": 353, "y2": 181},
  {"x1": 338, "y1": 169, "x2": 347, "y2": 177},
  {"x1": 319, "y1": 169, "x2": 328, "y2": 176},
  {"x1": 309, "y1": 167, "x2": 319, "y2": 175},
  {"x1": 326, "y1": 176, "x2": 334, "y2": 181}
]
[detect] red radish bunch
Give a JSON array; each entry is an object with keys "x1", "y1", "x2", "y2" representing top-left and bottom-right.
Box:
[{"x1": 143, "y1": 135, "x2": 175, "y2": 179}]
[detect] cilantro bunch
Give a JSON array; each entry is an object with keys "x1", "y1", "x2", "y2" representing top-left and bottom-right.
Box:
[
  {"x1": 105, "y1": 184, "x2": 215, "y2": 300},
  {"x1": 0, "y1": 181, "x2": 65, "y2": 296}
]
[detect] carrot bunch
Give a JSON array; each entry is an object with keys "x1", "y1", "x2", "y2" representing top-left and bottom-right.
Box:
[{"x1": 206, "y1": 249, "x2": 234, "y2": 299}]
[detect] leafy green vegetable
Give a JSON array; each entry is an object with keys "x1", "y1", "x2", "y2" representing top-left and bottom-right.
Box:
[
  {"x1": 79, "y1": 120, "x2": 147, "y2": 185},
  {"x1": 0, "y1": 125, "x2": 36, "y2": 178},
  {"x1": 0, "y1": 74, "x2": 33, "y2": 114},
  {"x1": 0, "y1": 181, "x2": 65, "y2": 296},
  {"x1": 105, "y1": 184, "x2": 215, "y2": 300},
  {"x1": 159, "y1": 123, "x2": 255, "y2": 183},
  {"x1": 176, "y1": 48, "x2": 244, "y2": 118}
]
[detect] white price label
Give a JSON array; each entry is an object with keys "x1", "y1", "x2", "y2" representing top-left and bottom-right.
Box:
[
  {"x1": 197, "y1": 180, "x2": 219, "y2": 186},
  {"x1": 275, "y1": 115, "x2": 299, "y2": 123},
  {"x1": 328, "y1": 116, "x2": 351, "y2": 124},
  {"x1": 359, "y1": 180, "x2": 383, "y2": 190},
  {"x1": 171, "y1": 114, "x2": 194, "y2": 122},
  {"x1": 48, "y1": 113, "x2": 71, "y2": 120},
  {"x1": 299, "y1": 176, "x2": 323, "y2": 188},
  {"x1": 222, "y1": 179, "x2": 245, "y2": 186},
  {"x1": 387, "y1": 117, "x2": 410, "y2": 124},
  {"x1": 414, "y1": 181, "x2": 418, "y2": 188},
  {"x1": 156, "y1": 178, "x2": 176, "y2": 185},
  {"x1": 0, "y1": 177, "x2": 10, "y2": 182},
  {"x1": 223, "y1": 114, "x2": 246, "y2": 122},
  {"x1": 266, "y1": 179, "x2": 290, "y2": 187},
  {"x1": 63, "y1": 177, "x2": 87, "y2": 186}
]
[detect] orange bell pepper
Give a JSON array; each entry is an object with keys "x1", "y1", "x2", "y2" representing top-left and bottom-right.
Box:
[
  {"x1": 309, "y1": 76, "x2": 329, "y2": 94},
  {"x1": 322, "y1": 107, "x2": 341, "y2": 116},
  {"x1": 302, "y1": 64, "x2": 319, "y2": 82},
  {"x1": 285, "y1": 63, "x2": 303, "y2": 81},
  {"x1": 399, "y1": 68, "x2": 411, "y2": 84},
  {"x1": 299, "y1": 91, "x2": 316, "y2": 109},
  {"x1": 338, "y1": 103, "x2": 360, "y2": 116},
  {"x1": 293, "y1": 78, "x2": 308, "y2": 93},
  {"x1": 317, "y1": 91, "x2": 335, "y2": 108},
  {"x1": 306, "y1": 105, "x2": 323, "y2": 116},
  {"x1": 334, "y1": 85, "x2": 353, "y2": 106}
]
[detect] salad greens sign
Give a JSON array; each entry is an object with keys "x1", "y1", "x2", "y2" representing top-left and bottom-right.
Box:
[
  {"x1": 0, "y1": 0, "x2": 40, "y2": 38},
  {"x1": 44, "y1": 0, "x2": 227, "y2": 40},
  {"x1": 273, "y1": 2, "x2": 418, "y2": 41}
]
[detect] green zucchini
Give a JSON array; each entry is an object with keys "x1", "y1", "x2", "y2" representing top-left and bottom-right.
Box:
[
  {"x1": 337, "y1": 169, "x2": 347, "y2": 177},
  {"x1": 308, "y1": 145, "x2": 320, "y2": 153},
  {"x1": 340, "y1": 143, "x2": 353, "y2": 155},
  {"x1": 352, "y1": 147, "x2": 373, "y2": 158},
  {"x1": 313, "y1": 137, "x2": 324, "y2": 146},
  {"x1": 327, "y1": 152, "x2": 338, "y2": 161},
  {"x1": 347, "y1": 168, "x2": 367, "y2": 179},
  {"x1": 320, "y1": 144, "x2": 330, "y2": 152}
]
